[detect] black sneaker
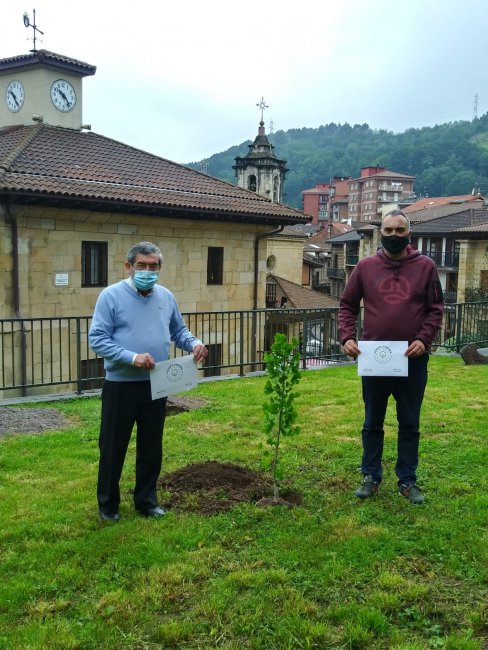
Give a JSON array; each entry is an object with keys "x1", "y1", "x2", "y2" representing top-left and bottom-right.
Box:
[
  {"x1": 98, "y1": 509, "x2": 119, "y2": 522},
  {"x1": 398, "y1": 483, "x2": 425, "y2": 505},
  {"x1": 355, "y1": 475, "x2": 379, "y2": 499}
]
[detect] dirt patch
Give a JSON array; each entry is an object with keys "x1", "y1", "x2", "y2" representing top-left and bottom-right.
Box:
[
  {"x1": 166, "y1": 396, "x2": 209, "y2": 415},
  {"x1": 158, "y1": 460, "x2": 302, "y2": 514},
  {"x1": 0, "y1": 407, "x2": 72, "y2": 436},
  {"x1": 0, "y1": 395, "x2": 206, "y2": 437}
]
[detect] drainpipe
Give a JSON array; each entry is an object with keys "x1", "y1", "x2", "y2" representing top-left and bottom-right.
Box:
[{"x1": 3, "y1": 202, "x2": 27, "y2": 395}]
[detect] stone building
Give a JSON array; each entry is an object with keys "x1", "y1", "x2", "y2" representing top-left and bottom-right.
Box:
[
  {"x1": 0, "y1": 50, "x2": 308, "y2": 320},
  {"x1": 0, "y1": 50, "x2": 308, "y2": 394}
]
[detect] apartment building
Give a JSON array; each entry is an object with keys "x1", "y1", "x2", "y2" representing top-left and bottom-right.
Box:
[{"x1": 348, "y1": 166, "x2": 415, "y2": 222}]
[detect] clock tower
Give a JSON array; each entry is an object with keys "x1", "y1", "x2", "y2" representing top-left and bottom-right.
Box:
[{"x1": 0, "y1": 49, "x2": 96, "y2": 130}]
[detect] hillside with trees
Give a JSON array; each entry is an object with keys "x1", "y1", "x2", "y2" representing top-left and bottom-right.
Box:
[{"x1": 188, "y1": 114, "x2": 488, "y2": 209}]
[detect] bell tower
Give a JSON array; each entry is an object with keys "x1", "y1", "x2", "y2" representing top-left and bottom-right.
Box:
[{"x1": 233, "y1": 97, "x2": 288, "y2": 203}]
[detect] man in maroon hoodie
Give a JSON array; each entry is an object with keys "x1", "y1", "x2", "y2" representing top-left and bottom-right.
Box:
[{"x1": 339, "y1": 210, "x2": 444, "y2": 504}]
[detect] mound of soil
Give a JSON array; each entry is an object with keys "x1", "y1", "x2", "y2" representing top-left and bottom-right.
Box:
[{"x1": 158, "y1": 460, "x2": 302, "y2": 514}]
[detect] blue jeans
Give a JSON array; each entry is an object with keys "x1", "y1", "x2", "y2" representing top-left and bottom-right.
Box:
[{"x1": 360, "y1": 354, "x2": 429, "y2": 486}]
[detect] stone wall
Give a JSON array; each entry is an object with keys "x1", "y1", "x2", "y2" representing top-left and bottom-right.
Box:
[
  {"x1": 457, "y1": 239, "x2": 488, "y2": 302},
  {"x1": 1, "y1": 204, "x2": 271, "y2": 319},
  {"x1": 266, "y1": 235, "x2": 305, "y2": 286}
]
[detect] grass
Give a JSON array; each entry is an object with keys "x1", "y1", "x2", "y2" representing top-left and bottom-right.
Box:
[{"x1": 0, "y1": 356, "x2": 486, "y2": 649}]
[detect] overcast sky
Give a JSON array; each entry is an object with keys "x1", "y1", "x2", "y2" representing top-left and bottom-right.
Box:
[{"x1": 2, "y1": 0, "x2": 487, "y2": 164}]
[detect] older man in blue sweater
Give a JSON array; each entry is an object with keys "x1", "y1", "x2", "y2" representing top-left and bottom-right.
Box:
[{"x1": 89, "y1": 242, "x2": 207, "y2": 522}]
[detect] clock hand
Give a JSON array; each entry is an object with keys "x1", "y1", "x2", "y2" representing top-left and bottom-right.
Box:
[
  {"x1": 57, "y1": 88, "x2": 71, "y2": 108},
  {"x1": 9, "y1": 90, "x2": 20, "y2": 108}
]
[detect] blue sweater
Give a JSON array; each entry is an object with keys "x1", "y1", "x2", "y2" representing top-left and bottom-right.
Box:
[{"x1": 89, "y1": 279, "x2": 201, "y2": 381}]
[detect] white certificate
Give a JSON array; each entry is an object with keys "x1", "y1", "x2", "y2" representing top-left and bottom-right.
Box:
[
  {"x1": 357, "y1": 341, "x2": 409, "y2": 377},
  {"x1": 150, "y1": 355, "x2": 198, "y2": 400}
]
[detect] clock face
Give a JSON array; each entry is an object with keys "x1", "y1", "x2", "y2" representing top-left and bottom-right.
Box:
[
  {"x1": 50, "y1": 79, "x2": 77, "y2": 112},
  {"x1": 5, "y1": 80, "x2": 25, "y2": 112}
]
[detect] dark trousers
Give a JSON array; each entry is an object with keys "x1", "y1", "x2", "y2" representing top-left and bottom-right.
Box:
[
  {"x1": 97, "y1": 380, "x2": 167, "y2": 513},
  {"x1": 360, "y1": 354, "x2": 429, "y2": 486}
]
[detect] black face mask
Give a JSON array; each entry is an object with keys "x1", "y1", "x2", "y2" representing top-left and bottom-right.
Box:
[{"x1": 381, "y1": 235, "x2": 410, "y2": 254}]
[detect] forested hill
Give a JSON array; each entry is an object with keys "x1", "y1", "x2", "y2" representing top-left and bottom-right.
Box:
[{"x1": 187, "y1": 114, "x2": 488, "y2": 209}]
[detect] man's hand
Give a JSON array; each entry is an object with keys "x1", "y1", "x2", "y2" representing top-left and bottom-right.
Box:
[
  {"x1": 134, "y1": 353, "x2": 156, "y2": 369},
  {"x1": 342, "y1": 339, "x2": 360, "y2": 358},
  {"x1": 405, "y1": 340, "x2": 426, "y2": 358},
  {"x1": 192, "y1": 344, "x2": 208, "y2": 363}
]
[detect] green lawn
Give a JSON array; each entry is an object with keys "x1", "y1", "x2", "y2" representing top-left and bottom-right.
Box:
[{"x1": 0, "y1": 357, "x2": 486, "y2": 649}]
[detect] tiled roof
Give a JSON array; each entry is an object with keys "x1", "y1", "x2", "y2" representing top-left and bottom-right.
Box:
[
  {"x1": 274, "y1": 226, "x2": 308, "y2": 239},
  {"x1": 301, "y1": 185, "x2": 330, "y2": 195},
  {"x1": 411, "y1": 210, "x2": 488, "y2": 235},
  {"x1": 0, "y1": 124, "x2": 308, "y2": 225},
  {"x1": 327, "y1": 230, "x2": 361, "y2": 244},
  {"x1": 0, "y1": 49, "x2": 96, "y2": 76},
  {"x1": 268, "y1": 274, "x2": 339, "y2": 309},
  {"x1": 356, "y1": 223, "x2": 376, "y2": 232},
  {"x1": 453, "y1": 218, "x2": 488, "y2": 236},
  {"x1": 353, "y1": 170, "x2": 415, "y2": 181},
  {"x1": 308, "y1": 223, "x2": 353, "y2": 243},
  {"x1": 407, "y1": 201, "x2": 486, "y2": 224},
  {"x1": 404, "y1": 194, "x2": 484, "y2": 213}
]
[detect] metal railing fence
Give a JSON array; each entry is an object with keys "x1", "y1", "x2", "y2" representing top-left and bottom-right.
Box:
[{"x1": 1, "y1": 302, "x2": 487, "y2": 399}]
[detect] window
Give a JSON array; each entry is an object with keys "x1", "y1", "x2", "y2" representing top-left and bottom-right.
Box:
[
  {"x1": 207, "y1": 247, "x2": 224, "y2": 285},
  {"x1": 248, "y1": 175, "x2": 257, "y2": 192},
  {"x1": 266, "y1": 255, "x2": 276, "y2": 271},
  {"x1": 82, "y1": 241, "x2": 108, "y2": 287},
  {"x1": 273, "y1": 176, "x2": 279, "y2": 202}
]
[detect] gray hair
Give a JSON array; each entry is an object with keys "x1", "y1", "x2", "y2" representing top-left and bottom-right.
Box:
[
  {"x1": 382, "y1": 209, "x2": 411, "y2": 230},
  {"x1": 126, "y1": 242, "x2": 162, "y2": 265}
]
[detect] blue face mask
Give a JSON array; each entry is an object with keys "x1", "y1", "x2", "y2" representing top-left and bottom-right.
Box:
[{"x1": 132, "y1": 270, "x2": 159, "y2": 291}]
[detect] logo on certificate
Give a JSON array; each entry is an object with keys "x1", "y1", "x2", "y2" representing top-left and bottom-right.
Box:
[
  {"x1": 374, "y1": 345, "x2": 392, "y2": 364},
  {"x1": 166, "y1": 362, "x2": 184, "y2": 382}
]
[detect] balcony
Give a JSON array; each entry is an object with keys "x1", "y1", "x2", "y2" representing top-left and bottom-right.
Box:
[
  {"x1": 424, "y1": 251, "x2": 459, "y2": 268},
  {"x1": 378, "y1": 183, "x2": 403, "y2": 191}
]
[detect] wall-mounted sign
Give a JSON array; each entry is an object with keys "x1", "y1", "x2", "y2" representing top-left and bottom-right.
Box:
[{"x1": 54, "y1": 273, "x2": 69, "y2": 286}]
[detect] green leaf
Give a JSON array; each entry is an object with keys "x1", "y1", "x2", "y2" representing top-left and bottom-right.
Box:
[{"x1": 262, "y1": 332, "x2": 301, "y2": 496}]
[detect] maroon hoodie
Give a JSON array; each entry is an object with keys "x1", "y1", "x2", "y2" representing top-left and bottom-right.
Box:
[{"x1": 339, "y1": 249, "x2": 444, "y2": 348}]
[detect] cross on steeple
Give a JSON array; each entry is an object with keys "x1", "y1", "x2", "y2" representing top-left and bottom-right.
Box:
[{"x1": 256, "y1": 96, "x2": 269, "y2": 124}]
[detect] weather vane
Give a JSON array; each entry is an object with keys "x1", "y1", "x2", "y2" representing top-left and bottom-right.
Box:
[
  {"x1": 256, "y1": 96, "x2": 269, "y2": 123},
  {"x1": 23, "y1": 9, "x2": 44, "y2": 53}
]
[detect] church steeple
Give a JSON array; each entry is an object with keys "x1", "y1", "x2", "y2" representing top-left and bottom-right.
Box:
[{"x1": 233, "y1": 97, "x2": 288, "y2": 203}]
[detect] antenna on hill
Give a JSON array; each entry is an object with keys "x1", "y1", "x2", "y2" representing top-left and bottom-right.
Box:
[
  {"x1": 269, "y1": 119, "x2": 275, "y2": 134},
  {"x1": 473, "y1": 92, "x2": 478, "y2": 120},
  {"x1": 23, "y1": 9, "x2": 44, "y2": 53}
]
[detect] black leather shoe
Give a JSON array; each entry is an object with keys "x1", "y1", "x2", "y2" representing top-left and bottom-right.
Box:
[
  {"x1": 137, "y1": 506, "x2": 166, "y2": 518},
  {"x1": 98, "y1": 509, "x2": 119, "y2": 522}
]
